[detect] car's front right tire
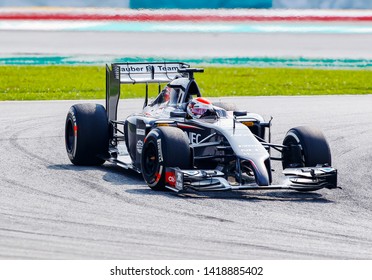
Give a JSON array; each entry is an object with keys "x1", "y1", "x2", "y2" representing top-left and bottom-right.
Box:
[{"x1": 282, "y1": 126, "x2": 332, "y2": 169}]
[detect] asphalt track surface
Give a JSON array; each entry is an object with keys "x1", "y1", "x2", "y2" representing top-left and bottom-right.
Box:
[
  {"x1": 1, "y1": 30, "x2": 372, "y2": 59},
  {"x1": 1, "y1": 96, "x2": 372, "y2": 259}
]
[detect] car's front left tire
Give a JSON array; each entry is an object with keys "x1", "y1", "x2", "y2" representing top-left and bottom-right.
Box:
[{"x1": 141, "y1": 127, "x2": 192, "y2": 191}]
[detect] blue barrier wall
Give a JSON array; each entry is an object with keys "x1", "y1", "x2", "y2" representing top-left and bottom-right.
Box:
[
  {"x1": 130, "y1": 0, "x2": 272, "y2": 9},
  {"x1": 1, "y1": 0, "x2": 372, "y2": 9},
  {"x1": 273, "y1": 0, "x2": 372, "y2": 9}
]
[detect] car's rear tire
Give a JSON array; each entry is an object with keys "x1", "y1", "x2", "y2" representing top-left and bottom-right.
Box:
[
  {"x1": 282, "y1": 126, "x2": 331, "y2": 169},
  {"x1": 141, "y1": 127, "x2": 192, "y2": 191},
  {"x1": 65, "y1": 103, "x2": 109, "y2": 165}
]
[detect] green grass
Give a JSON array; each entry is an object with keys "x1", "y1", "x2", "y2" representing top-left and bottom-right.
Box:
[{"x1": 1, "y1": 66, "x2": 372, "y2": 100}]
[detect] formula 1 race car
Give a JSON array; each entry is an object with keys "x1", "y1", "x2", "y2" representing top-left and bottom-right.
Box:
[{"x1": 65, "y1": 62, "x2": 337, "y2": 192}]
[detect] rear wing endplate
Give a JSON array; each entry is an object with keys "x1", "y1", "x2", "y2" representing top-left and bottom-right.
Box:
[{"x1": 106, "y1": 62, "x2": 189, "y2": 122}]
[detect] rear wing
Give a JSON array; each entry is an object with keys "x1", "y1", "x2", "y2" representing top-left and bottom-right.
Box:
[{"x1": 106, "y1": 62, "x2": 189, "y2": 122}]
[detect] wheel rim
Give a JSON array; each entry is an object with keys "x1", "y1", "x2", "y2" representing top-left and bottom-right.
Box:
[
  {"x1": 143, "y1": 142, "x2": 159, "y2": 179},
  {"x1": 66, "y1": 119, "x2": 75, "y2": 153}
]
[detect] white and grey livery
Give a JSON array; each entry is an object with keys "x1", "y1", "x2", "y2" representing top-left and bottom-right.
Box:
[{"x1": 65, "y1": 62, "x2": 338, "y2": 193}]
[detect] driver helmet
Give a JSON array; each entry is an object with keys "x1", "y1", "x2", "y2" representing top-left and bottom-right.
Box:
[
  {"x1": 163, "y1": 87, "x2": 171, "y2": 102},
  {"x1": 187, "y1": 97, "x2": 214, "y2": 119}
]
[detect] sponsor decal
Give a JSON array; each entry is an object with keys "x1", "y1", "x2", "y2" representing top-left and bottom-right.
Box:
[
  {"x1": 238, "y1": 144, "x2": 263, "y2": 155},
  {"x1": 155, "y1": 65, "x2": 180, "y2": 72},
  {"x1": 165, "y1": 171, "x2": 176, "y2": 187},
  {"x1": 175, "y1": 171, "x2": 183, "y2": 190},
  {"x1": 136, "y1": 140, "x2": 143, "y2": 154},
  {"x1": 120, "y1": 66, "x2": 145, "y2": 74},
  {"x1": 119, "y1": 64, "x2": 182, "y2": 74},
  {"x1": 184, "y1": 131, "x2": 202, "y2": 144},
  {"x1": 157, "y1": 139, "x2": 163, "y2": 162},
  {"x1": 136, "y1": 128, "x2": 146, "y2": 136}
]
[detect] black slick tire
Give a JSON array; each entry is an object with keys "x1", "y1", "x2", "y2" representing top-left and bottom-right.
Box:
[
  {"x1": 141, "y1": 127, "x2": 191, "y2": 191},
  {"x1": 65, "y1": 103, "x2": 109, "y2": 166},
  {"x1": 282, "y1": 126, "x2": 331, "y2": 169}
]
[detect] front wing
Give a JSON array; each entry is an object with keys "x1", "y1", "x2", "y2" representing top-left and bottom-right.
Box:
[{"x1": 164, "y1": 167, "x2": 338, "y2": 192}]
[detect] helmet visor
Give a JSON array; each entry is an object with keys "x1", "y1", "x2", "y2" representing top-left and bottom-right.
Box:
[{"x1": 192, "y1": 107, "x2": 207, "y2": 116}]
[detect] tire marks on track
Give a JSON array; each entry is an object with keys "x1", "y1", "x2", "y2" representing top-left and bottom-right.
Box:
[{"x1": 4, "y1": 113, "x2": 240, "y2": 228}]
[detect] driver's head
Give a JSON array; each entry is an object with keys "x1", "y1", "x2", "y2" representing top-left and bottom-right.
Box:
[
  {"x1": 187, "y1": 97, "x2": 214, "y2": 119},
  {"x1": 163, "y1": 87, "x2": 171, "y2": 102}
]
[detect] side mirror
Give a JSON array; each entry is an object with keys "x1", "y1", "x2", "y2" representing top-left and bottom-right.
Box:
[
  {"x1": 233, "y1": 110, "x2": 247, "y2": 117},
  {"x1": 170, "y1": 111, "x2": 187, "y2": 118}
]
